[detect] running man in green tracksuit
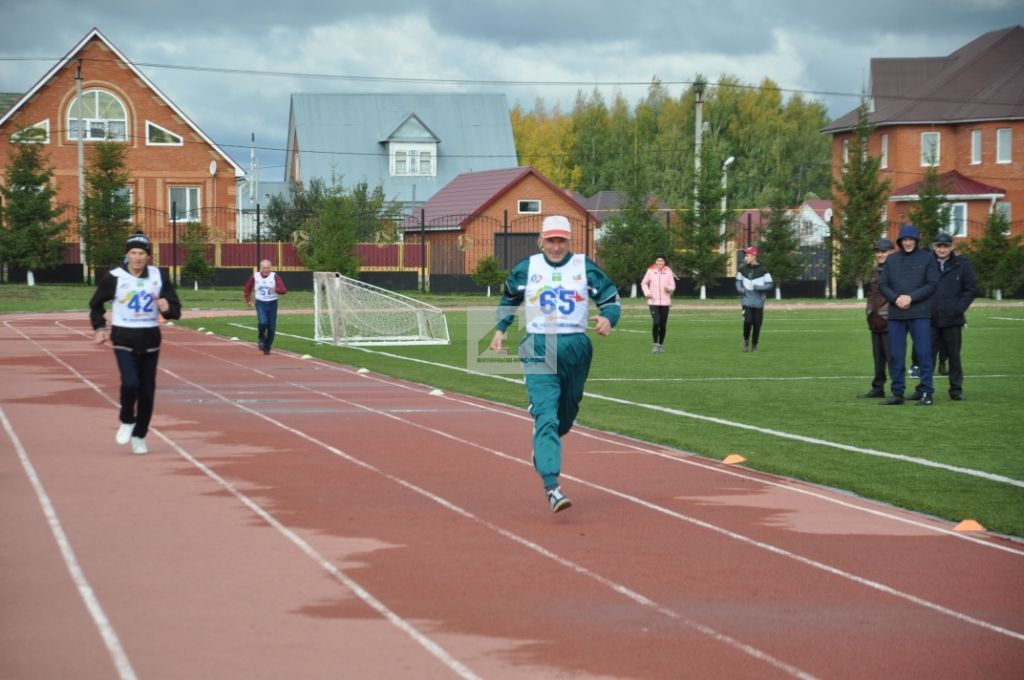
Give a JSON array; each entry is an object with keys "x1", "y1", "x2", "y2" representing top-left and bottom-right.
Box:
[{"x1": 489, "y1": 215, "x2": 621, "y2": 513}]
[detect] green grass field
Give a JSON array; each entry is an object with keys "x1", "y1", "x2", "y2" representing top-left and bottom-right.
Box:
[{"x1": 4, "y1": 283, "x2": 1023, "y2": 537}]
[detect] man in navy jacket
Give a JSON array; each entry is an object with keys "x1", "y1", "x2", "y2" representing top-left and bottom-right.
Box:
[
  {"x1": 879, "y1": 224, "x2": 939, "y2": 405},
  {"x1": 930, "y1": 232, "x2": 979, "y2": 400}
]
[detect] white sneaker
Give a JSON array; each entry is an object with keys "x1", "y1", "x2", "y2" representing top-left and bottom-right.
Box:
[
  {"x1": 116, "y1": 422, "x2": 134, "y2": 445},
  {"x1": 546, "y1": 486, "x2": 572, "y2": 513},
  {"x1": 130, "y1": 437, "x2": 148, "y2": 455}
]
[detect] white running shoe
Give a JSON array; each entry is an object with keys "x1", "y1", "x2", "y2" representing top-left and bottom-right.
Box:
[
  {"x1": 130, "y1": 437, "x2": 148, "y2": 455},
  {"x1": 546, "y1": 486, "x2": 572, "y2": 513},
  {"x1": 116, "y1": 422, "x2": 134, "y2": 445}
]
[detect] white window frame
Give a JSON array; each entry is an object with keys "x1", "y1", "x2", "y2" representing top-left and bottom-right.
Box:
[
  {"x1": 13, "y1": 119, "x2": 50, "y2": 144},
  {"x1": 921, "y1": 132, "x2": 940, "y2": 166},
  {"x1": 518, "y1": 199, "x2": 542, "y2": 214},
  {"x1": 996, "y1": 128, "x2": 1012, "y2": 164},
  {"x1": 67, "y1": 89, "x2": 128, "y2": 142},
  {"x1": 842, "y1": 138, "x2": 849, "y2": 165},
  {"x1": 944, "y1": 202, "x2": 968, "y2": 237},
  {"x1": 880, "y1": 134, "x2": 888, "y2": 169},
  {"x1": 169, "y1": 186, "x2": 200, "y2": 222},
  {"x1": 971, "y1": 129, "x2": 982, "y2": 164},
  {"x1": 389, "y1": 142, "x2": 437, "y2": 177},
  {"x1": 146, "y1": 121, "x2": 183, "y2": 146}
]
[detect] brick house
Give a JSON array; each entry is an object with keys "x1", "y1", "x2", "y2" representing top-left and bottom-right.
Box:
[
  {"x1": 823, "y1": 25, "x2": 1023, "y2": 243},
  {"x1": 0, "y1": 28, "x2": 243, "y2": 264},
  {"x1": 401, "y1": 166, "x2": 601, "y2": 276}
]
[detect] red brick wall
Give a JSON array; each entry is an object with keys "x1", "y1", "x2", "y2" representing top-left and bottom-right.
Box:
[
  {"x1": 461, "y1": 174, "x2": 594, "y2": 271},
  {"x1": 0, "y1": 37, "x2": 237, "y2": 244},
  {"x1": 831, "y1": 120, "x2": 1024, "y2": 241}
]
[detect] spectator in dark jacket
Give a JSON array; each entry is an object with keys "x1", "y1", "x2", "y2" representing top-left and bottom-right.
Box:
[
  {"x1": 859, "y1": 238, "x2": 894, "y2": 398},
  {"x1": 930, "y1": 232, "x2": 979, "y2": 400},
  {"x1": 879, "y1": 224, "x2": 938, "y2": 405}
]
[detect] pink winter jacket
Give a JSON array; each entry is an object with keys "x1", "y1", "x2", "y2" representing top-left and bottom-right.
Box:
[{"x1": 641, "y1": 266, "x2": 676, "y2": 306}]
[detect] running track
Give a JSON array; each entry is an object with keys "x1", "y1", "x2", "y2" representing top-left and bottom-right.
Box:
[{"x1": 2, "y1": 313, "x2": 1022, "y2": 679}]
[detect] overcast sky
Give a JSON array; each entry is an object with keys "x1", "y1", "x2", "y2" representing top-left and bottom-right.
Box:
[{"x1": 1, "y1": 0, "x2": 1019, "y2": 181}]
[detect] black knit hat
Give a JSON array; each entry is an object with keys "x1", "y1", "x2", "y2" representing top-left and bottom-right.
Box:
[{"x1": 125, "y1": 232, "x2": 151, "y2": 255}]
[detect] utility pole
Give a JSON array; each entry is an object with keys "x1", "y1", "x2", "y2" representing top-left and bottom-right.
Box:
[
  {"x1": 693, "y1": 76, "x2": 706, "y2": 205},
  {"x1": 76, "y1": 59, "x2": 86, "y2": 280}
]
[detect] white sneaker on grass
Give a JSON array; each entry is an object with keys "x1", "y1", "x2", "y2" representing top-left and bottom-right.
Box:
[
  {"x1": 130, "y1": 437, "x2": 148, "y2": 455},
  {"x1": 116, "y1": 422, "x2": 134, "y2": 445}
]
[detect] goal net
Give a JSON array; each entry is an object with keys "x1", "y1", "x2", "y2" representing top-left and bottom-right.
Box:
[{"x1": 313, "y1": 272, "x2": 450, "y2": 346}]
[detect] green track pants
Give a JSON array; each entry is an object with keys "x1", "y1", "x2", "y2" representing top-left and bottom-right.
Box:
[{"x1": 520, "y1": 332, "x2": 594, "y2": 489}]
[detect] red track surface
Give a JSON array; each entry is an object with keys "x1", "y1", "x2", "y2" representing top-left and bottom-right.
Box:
[{"x1": 2, "y1": 313, "x2": 1023, "y2": 679}]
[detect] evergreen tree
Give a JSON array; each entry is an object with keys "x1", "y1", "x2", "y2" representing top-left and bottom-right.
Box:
[
  {"x1": 470, "y1": 256, "x2": 508, "y2": 297},
  {"x1": 264, "y1": 179, "x2": 326, "y2": 242},
  {"x1": 906, "y1": 161, "x2": 951, "y2": 245},
  {"x1": 675, "y1": 146, "x2": 729, "y2": 298},
  {"x1": 963, "y1": 210, "x2": 1024, "y2": 299},
  {"x1": 81, "y1": 142, "x2": 133, "y2": 270},
  {"x1": 180, "y1": 222, "x2": 213, "y2": 288},
  {"x1": 0, "y1": 139, "x2": 68, "y2": 284},
  {"x1": 831, "y1": 102, "x2": 891, "y2": 295},
  {"x1": 297, "y1": 178, "x2": 398, "y2": 277},
  {"x1": 596, "y1": 164, "x2": 670, "y2": 291},
  {"x1": 567, "y1": 88, "x2": 611, "y2": 197},
  {"x1": 756, "y1": 190, "x2": 807, "y2": 298}
]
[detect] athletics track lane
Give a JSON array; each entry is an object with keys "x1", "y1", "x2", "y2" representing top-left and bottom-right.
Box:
[{"x1": 1, "y1": 314, "x2": 1022, "y2": 679}]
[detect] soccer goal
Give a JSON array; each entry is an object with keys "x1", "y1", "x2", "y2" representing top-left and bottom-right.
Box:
[{"x1": 313, "y1": 272, "x2": 450, "y2": 346}]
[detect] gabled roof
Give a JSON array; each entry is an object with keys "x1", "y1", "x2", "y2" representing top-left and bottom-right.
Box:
[
  {"x1": 0, "y1": 28, "x2": 244, "y2": 177},
  {"x1": 381, "y1": 113, "x2": 440, "y2": 143},
  {"x1": 287, "y1": 93, "x2": 517, "y2": 205},
  {"x1": 824, "y1": 25, "x2": 1024, "y2": 133},
  {"x1": 405, "y1": 166, "x2": 598, "y2": 228},
  {"x1": 889, "y1": 169, "x2": 1006, "y2": 200}
]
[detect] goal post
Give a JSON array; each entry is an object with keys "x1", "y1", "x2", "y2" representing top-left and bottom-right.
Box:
[{"x1": 313, "y1": 272, "x2": 450, "y2": 346}]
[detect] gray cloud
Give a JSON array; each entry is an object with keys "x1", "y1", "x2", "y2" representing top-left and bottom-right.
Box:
[{"x1": 1, "y1": 1, "x2": 1019, "y2": 181}]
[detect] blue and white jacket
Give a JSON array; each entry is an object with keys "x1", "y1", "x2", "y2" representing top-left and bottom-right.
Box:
[{"x1": 736, "y1": 263, "x2": 773, "y2": 308}]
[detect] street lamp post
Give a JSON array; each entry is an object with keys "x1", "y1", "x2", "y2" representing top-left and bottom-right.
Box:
[{"x1": 720, "y1": 156, "x2": 734, "y2": 255}]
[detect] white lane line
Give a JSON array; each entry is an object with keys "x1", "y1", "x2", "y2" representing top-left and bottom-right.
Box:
[
  {"x1": 195, "y1": 325, "x2": 1024, "y2": 551},
  {"x1": 587, "y1": 374, "x2": 1019, "y2": 381},
  {"x1": 226, "y1": 324, "x2": 1024, "y2": 490},
  {"x1": 275, "y1": 378, "x2": 1024, "y2": 643},
  {"x1": 154, "y1": 362, "x2": 817, "y2": 680},
  {"x1": 9, "y1": 322, "x2": 481, "y2": 680},
  {"x1": 167, "y1": 336, "x2": 1024, "y2": 644},
  {"x1": 0, "y1": 407, "x2": 138, "y2": 680}
]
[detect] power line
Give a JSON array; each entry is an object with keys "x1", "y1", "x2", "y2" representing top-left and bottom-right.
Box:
[{"x1": 1, "y1": 55, "x2": 1020, "y2": 108}]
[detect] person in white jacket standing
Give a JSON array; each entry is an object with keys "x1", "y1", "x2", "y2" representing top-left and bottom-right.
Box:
[{"x1": 641, "y1": 255, "x2": 676, "y2": 353}]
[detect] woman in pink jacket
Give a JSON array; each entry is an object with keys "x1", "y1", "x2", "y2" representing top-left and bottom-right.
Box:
[{"x1": 640, "y1": 254, "x2": 676, "y2": 353}]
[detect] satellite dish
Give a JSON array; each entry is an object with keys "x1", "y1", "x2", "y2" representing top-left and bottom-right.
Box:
[{"x1": 209, "y1": 160, "x2": 218, "y2": 176}]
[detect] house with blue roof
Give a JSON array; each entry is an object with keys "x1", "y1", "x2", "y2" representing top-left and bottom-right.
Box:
[{"x1": 280, "y1": 93, "x2": 518, "y2": 211}]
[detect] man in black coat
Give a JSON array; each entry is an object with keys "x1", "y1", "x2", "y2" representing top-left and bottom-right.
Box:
[
  {"x1": 930, "y1": 232, "x2": 979, "y2": 400},
  {"x1": 859, "y1": 238, "x2": 894, "y2": 398},
  {"x1": 879, "y1": 224, "x2": 939, "y2": 405}
]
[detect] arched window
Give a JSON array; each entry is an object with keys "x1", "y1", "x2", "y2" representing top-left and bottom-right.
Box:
[{"x1": 67, "y1": 89, "x2": 127, "y2": 141}]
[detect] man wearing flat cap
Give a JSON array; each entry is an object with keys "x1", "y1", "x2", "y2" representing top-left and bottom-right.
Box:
[
  {"x1": 929, "y1": 232, "x2": 978, "y2": 400},
  {"x1": 858, "y1": 238, "x2": 894, "y2": 398}
]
